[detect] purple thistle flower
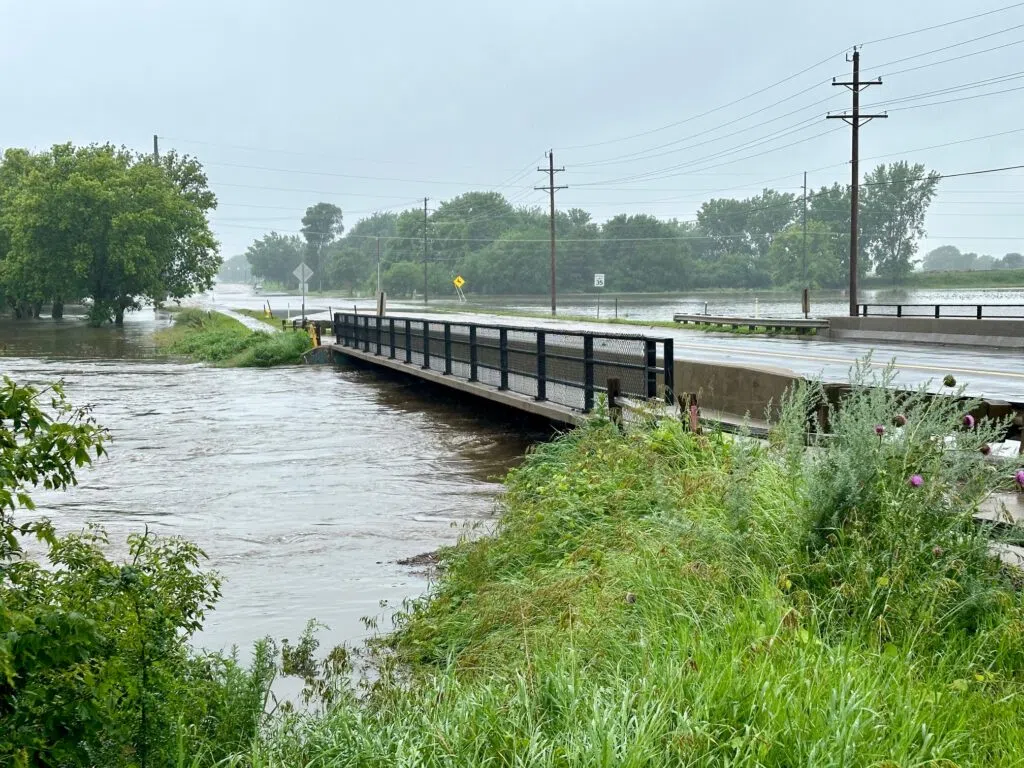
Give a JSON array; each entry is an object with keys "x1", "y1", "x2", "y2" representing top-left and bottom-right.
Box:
[
  {"x1": 1017, "y1": 469, "x2": 1024, "y2": 489},
  {"x1": 874, "y1": 424, "x2": 886, "y2": 436},
  {"x1": 963, "y1": 414, "x2": 976, "y2": 429},
  {"x1": 895, "y1": 414, "x2": 908, "y2": 427},
  {"x1": 980, "y1": 444, "x2": 992, "y2": 456},
  {"x1": 909, "y1": 474, "x2": 924, "y2": 488}
]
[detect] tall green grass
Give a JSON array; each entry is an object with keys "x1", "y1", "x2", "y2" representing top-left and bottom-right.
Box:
[
  {"x1": 157, "y1": 310, "x2": 312, "y2": 367},
  {"x1": 227, "y1": 367, "x2": 1024, "y2": 766}
]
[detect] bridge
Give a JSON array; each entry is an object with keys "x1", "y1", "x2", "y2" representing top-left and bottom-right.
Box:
[{"x1": 308, "y1": 310, "x2": 1024, "y2": 449}]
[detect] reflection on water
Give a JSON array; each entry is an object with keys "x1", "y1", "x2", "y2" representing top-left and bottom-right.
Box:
[{"x1": 1, "y1": 311, "x2": 537, "y2": 654}]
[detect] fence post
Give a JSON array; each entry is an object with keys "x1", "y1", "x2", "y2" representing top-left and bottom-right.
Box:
[
  {"x1": 644, "y1": 339, "x2": 657, "y2": 400},
  {"x1": 663, "y1": 338, "x2": 674, "y2": 405},
  {"x1": 499, "y1": 328, "x2": 509, "y2": 390},
  {"x1": 977, "y1": 305, "x2": 983, "y2": 320},
  {"x1": 404, "y1": 320, "x2": 412, "y2": 363},
  {"x1": 362, "y1": 316, "x2": 371, "y2": 352},
  {"x1": 896, "y1": 305, "x2": 902, "y2": 318},
  {"x1": 388, "y1": 318, "x2": 396, "y2": 359},
  {"x1": 583, "y1": 335, "x2": 595, "y2": 412},
  {"x1": 536, "y1": 331, "x2": 547, "y2": 402},
  {"x1": 422, "y1": 321, "x2": 431, "y2": 369},
  {"x1": 862, "y1": 304, "x2": 868, "y2": 317},
  {"x1": 469, "y1": 326, "x2": 478, "y2": 382},
  {"x1": 333, "y1": 313, "x2": 341, "y2": 344},
  {"x1": 375, "y1": 317, "x2": 382, "y2": 356},
  {"x1": 934, "y1": 304, "x2": 941, "y2": 319},
  {"x1": 607, "y1": 377, "x2": 621, "y2": 426},
  {"x1": 443, "y1": 323, "x2": 452, "y2": 375}
]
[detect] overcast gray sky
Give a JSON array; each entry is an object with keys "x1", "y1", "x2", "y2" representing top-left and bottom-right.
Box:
[{"x1": 3, "y1": 0, "x2": 1023, "y2": 260}]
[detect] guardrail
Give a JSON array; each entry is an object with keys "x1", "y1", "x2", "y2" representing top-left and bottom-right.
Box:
[
  {"x1": 332, "y1": 313, "x2": 674, "y2": 414},
  {"x1": 673, "y1": 313, "x2": 828, "y2": 333},
  {"x1": 858, "y1": 304, "x2": 1024, "y2": 319}
]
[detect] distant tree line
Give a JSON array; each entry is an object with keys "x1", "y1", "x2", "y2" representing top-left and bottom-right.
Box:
[
  {"x1": 0, "y1": 144, "x2": 220, "y2": 325},
  {"x1": 232, "y1": 161, "x2": 947, "y2": 297},
  {"x1": 921, "y1": 245, "x2": 1024, "y2": 272}
]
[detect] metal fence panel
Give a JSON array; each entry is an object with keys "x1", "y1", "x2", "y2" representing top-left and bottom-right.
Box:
[{"x1": 332, "y1": 313, "x2": 674, "y2": 414}]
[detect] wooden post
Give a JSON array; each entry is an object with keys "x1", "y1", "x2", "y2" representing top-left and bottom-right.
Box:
[
  {"x1": 688, "y1": 393, "x2": 701, "y2": 435},
  {"x1": 607, "y1": 377, "x2": 622, "y2": 427}
]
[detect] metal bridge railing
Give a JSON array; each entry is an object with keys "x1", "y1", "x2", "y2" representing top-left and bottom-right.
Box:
[
  {"x1": 859, "y1": 303, "x2": 1024, "y2": 319},
  {"x1": 332, "y1": 313, "x2": 674, "y2": 414}
]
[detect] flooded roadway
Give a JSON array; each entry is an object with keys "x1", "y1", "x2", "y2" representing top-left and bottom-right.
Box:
[
  {"x1": 212, "y1": 285, "x2": 1024, "y2": 402},
  {"x1": 1, "y1": 311, "x2": 538, "y2": 654}
]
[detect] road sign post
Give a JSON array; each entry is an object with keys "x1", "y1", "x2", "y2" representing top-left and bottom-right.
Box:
[
  {"x1": 293, "y1": 262, "x2": 314, "y2": 323},
  {"x1": 594, "y1": 273, "x2": 605, "y2": 318}
]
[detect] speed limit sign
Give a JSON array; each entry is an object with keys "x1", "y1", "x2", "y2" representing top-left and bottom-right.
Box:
[{"x1": 594, "y1": 273, "x2": 605, "y2": 288}]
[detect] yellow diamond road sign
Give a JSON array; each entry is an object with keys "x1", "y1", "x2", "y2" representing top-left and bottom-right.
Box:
[{"x1": 453, "y1": 275, "x2": 465, "y2": 289}]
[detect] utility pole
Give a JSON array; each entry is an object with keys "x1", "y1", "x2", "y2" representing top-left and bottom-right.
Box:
[
  {"x1": 422, "y1": 197, "x2": 429, "y2": 305},
  {"x1": 153, "y1": 135, "x2": 159, "y2": 163},
  {"x1": 376, "y1": 236, "x2": 382, "y2": 296},
  {"x1": 535, "y1": 150, "x2": 567, "y2": 315},
  {"x1": 802, "y1": 171, "x2": 808, "y2": 287},
  {"x1": 828, "y1": 48, "x2": 886, "y2": 316}
]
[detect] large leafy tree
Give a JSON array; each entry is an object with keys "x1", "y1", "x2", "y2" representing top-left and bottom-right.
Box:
[
  {"x1": 767, "y1": 221, "x2": 846, "y2": 288},
  {"x1": 245, "y1": 232, "x2": 304, "y2": 287},
  {"x1": 922, "y1": 245, "x2": 972, "y2": 272},
  {"x1": 861, "y1": 162, "x2": 940, "y2": 284},
  {"x1": 300, "y1": 202, "x2": 343, "y2": 290},
  {"x1": 0, "y1": 144, "x2": 219, "y2": 325}
]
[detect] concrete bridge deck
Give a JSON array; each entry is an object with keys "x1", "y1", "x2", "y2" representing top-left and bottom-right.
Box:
[{"x1": 298, "y1": 304, "x2": 1024, "y2": 404}]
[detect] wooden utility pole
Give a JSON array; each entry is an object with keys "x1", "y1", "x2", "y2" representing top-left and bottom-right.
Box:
[
  {"x1": 153, "y1": 135, "x2": 159, "y2": 163},
  {"x1": 802, "y1": 171, "x2": 808, "y2": 287},
  {"x1": 828, "y1": 48, "x2": 886, "y2": 317},
  {"x1": 422, "y1": 197, "x2": 429, "y2": 305},
  {"x1": 535, "y1": 150, "x2": 566, "y2": 315}
]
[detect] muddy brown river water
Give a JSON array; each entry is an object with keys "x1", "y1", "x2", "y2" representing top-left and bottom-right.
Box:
[{"x1": 0, "y1": 310, "x2": 538, "y2": 655}]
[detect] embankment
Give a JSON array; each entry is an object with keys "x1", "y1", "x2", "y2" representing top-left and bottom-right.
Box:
[
  {"x1": 240, "y1": 377, "x2": 1024, "y2": 765},
  {"x1": 155, "y1": 308, "x2": 311, "y2": 366}
]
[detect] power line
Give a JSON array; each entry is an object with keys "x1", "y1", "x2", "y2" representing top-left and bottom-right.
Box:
[
  {"x1": 859, "y1": 1, "x2": 1024, "y2": 46},
  {"x1": 557, "y1": 51, "x2": 843, "y2": 153},
  {"x1": 877, "y1": 38, "x2": 1024, "y2": 78}
]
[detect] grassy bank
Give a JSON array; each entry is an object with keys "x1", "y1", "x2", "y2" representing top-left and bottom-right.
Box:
[
  {"x1": 156, "y1": 309, "x2": 312, "y2": 366},
  {"x1": 231, "y1": 369, "x2": 1024, "y2": 766},
  {"x1": 863, "y1": 268, "x2": 1024, "y2": 290}
]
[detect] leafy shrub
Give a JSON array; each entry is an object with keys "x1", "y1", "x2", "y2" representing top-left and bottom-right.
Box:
[{"x1": 1, "y1": 377, "x2": 275, "y2": 767}]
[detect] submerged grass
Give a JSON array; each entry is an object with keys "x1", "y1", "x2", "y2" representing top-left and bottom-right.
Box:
[
  {"x1": 228, "y1": 367, "x2": 1024, "y2": 766},
  {"x1": 156, "y1": 309, "x2": 312, "y2": 367}
]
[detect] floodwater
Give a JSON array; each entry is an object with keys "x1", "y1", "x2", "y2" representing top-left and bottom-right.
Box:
[
  {"x1": 217, "y1": 282, "x2": 1024, "y2": 322},
  {"x1": 0, "y1": 311, "x2": 538, "y2": 655},
  {"x1": 446, "y1": 287, "x2": 1024, "y2": 321}
]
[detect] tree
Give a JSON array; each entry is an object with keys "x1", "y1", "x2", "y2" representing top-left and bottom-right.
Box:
[
  {"x1": 0, "y1": 144, "x2": 220, "y2": 325},
  {"x1": 1, "y1": 377, "x2": 274, "y2": 765},
  {"x1": 300, "y1": 203, "x2": 343, "y2": 290},
  {"x1": 217, "y1": 253, "x2": 251, "y2": 283},
  {"x1": 861, "y1": 162, "x2": 940, "y2": 284},
  {"x1": 1001, "y1": 252, "x2": 1024, "y2": 270},
  {"x1": 922, "y1": 245, "x2": 973, "y2": 272},
  {"x1": 974, "y1": 254, "x2": 998, "y2": 271},
  {"x1": 380, "y1": 261, "x2": 422, "y2": 298},
  {"x1": 767, "y1": 221, "x2": 846, "y2": 288},
  {"x1": 245, "y1": 232, "x2": 304, "y2": 287}
]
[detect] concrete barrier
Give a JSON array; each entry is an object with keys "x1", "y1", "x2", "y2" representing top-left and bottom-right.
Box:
[
  {"x1": 672, "y1": 359, "x2": 804, "y2": 430},
  {"x1": 828, "y1": 316, "x2": 1024, "y2": 350}
]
